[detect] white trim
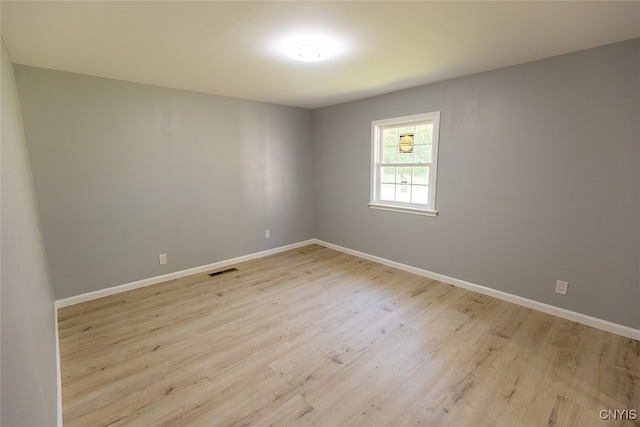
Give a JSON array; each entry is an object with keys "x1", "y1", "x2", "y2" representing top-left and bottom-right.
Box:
[
  {"x1": 54, "y1": 237, "x2": 639, "y2": 341},
  {"x1": 429, "y1": 112, "x2": 440, "y2": 209},
  {"x1": 370, "y1": 111, "x2": 441, "y2": 213},
  {"x1": 313, "y1": 239, "x2": 640, "y2": 341},
  {"x1": 371, "y1": 112, "x2": 437, "y2": 128},
  {"x1": 368, "y1": 203, "x2": 438, "y2": 217},
  {"x1": 54, "y1": 305, "x2": 63, "y2": 427},
  {"x1": 55, "y1": 240, "x2": 315, "y2": 309}
]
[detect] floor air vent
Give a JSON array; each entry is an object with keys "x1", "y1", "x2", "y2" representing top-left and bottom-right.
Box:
[{"x1": 208, "y1": 267, "x2": 238, "y2": 277}]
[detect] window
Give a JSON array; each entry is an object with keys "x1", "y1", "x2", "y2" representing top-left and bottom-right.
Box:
[{"x1": 369, "y1": 112, "x2": 440, "y2": 216}]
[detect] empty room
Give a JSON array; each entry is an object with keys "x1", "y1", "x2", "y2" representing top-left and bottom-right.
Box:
[{"x1": 1, "y1": 1, "x2": 639, "y2": 426}]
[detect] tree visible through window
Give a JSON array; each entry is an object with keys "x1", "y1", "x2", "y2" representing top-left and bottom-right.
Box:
[{"x1": 369, "y1": 112, "x2": 440, "y2": 216}]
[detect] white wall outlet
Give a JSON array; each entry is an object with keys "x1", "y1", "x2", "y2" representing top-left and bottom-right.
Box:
[
  {"x1": 159, "y1": 253, "x2": 167, "y2": 265},
  {"x1": 555, "y1": 280, "x2": 568, "y2": 295},
  {"x1": 265, "y1": 229, "x2": 271, "y2": 239}
]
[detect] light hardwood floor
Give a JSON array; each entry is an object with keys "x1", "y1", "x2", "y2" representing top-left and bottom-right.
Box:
[{"x1": 58, "y1": 244, "x2": 639, "y2": 426}]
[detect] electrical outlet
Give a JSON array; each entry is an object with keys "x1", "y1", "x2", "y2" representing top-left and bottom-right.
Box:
[
  {"x1": 159, "y1": 253, "x2": 167, "y2": 265},
  {"x1": 265, "y1": 229, "x2": 271, "y2": 239},
  {"x1": 555, "y1": 280, "x2": 568, "y2": 295}
]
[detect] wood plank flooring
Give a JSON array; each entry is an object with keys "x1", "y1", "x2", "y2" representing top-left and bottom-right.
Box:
[{"x1": 58, "y1": 244, "x2": 640, "y2": 426}]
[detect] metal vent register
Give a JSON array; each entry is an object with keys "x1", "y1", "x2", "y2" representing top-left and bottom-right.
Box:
[{"x1": 208, "y1": 267, "x2": 238, "y2": 277}]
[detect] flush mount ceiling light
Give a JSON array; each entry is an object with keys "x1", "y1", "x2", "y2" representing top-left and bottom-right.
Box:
[
  {"x1": 267, "y1": 30, "x2": 350, "y2": 64},
  {"x1": 289, "y1": 40, "x2": 330, "y2": 62}
]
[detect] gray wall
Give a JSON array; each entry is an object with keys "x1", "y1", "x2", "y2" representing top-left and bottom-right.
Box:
[
  {"x1": 15, "y1": 66, "x2": 315, "y2": 300},
  {"x1": 1, "y1": 40, "x2": 58, "y2": 426},
  {"x1": 313, "y1": 39, "x2": 640, "y2": 329},
  {"x1": 12, "y1": 39, "x2": 640, "y2": 331}
]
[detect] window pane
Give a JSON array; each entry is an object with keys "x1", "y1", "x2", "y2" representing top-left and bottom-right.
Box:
[
  {"x1": 398, "y1": 126, "x2": 415, "y2": 135},
  {"x1": 396, "y1": 184, "x2": 411, "y2": 202},
  {"x1": 415, "y1": 124, "x2": 433, "y2": 144},
  {"x1": 382, "y1": 146, "x2": 398, "y2": 163},
  {"x1": 396, "y1": 167, "x2": 412, "y2": 184},
  {"x1": 380, "y1": 183, "x2": 395, "y2": 201},
  {"x1": 381, "y1": 166, "x2": 396, "y2": 184},
  {"x1": 383, "y1": 128, "x2": 399, "y2": 146},
  {"x1": 412, "y1": 166, "x2": 429, "y2": 185},
  {"x1": 414, "y1": 144, "x2": 432, "y2": 163},
  {"x1": 411, "y1": 185, "x2": 429, "y2": 204},
  {"x1": 398, "y1": 151, "x2": 414, "y2": 163}
]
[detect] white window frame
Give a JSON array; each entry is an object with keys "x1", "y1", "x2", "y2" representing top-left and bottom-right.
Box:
[{"x1": 369, "y1": 112, "x2": 440, "y2": 217}]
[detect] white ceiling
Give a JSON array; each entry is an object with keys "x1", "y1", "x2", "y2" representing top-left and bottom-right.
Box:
[{"x1": 2, "y1": 1, "x2": 639, "y2": 109}]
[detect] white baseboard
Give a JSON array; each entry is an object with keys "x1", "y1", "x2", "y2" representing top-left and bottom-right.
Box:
[
  {"x1": 313, "y1": 239, "x2": 640, "y2": 341},
  {"x1": 51, "y1": 237, "x2": 638, "y2": 426},
  {"x1": 55, "y1": 305, "x2": 63, "y2": 427},
  {"x1": 54, "y1": 237, "x2": 638, "y2": 341},
  {"x1": 55, "y1": 239, "x2": 315, "y2": 309}
]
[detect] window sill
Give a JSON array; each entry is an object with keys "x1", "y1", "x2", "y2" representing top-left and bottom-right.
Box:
[{"x1": 368, "y1": 203, "x2": 438, "y2": 217}]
